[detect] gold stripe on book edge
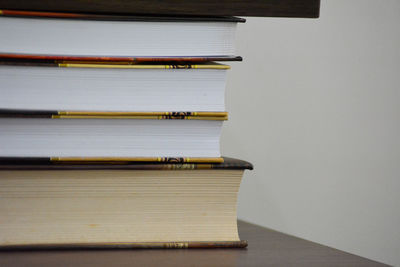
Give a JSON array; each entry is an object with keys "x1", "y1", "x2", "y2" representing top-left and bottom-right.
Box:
[
  {"x1": 58, "y1": 63, "x2": 229, "y2": 70},
  {"x1": 57, "y1": 111, "x2": 227, "y2": 117},
  {"x1": 53, "y1": 115, "x2": 159, "y2": 119},
  {"x1": 185, "y1": 158, "x2": 224, "y2": 163},
  {"x1": 52, "y1": 115, "x2": 227, "y2": 120},
  {"x1": 0, "y1": 10, "x2": 3, "y2": 15},
  {"x1": 58, "y1": 63, "x2": 172, "y2": 69},
  {"x1": 51, "y1": 157, "x2": 224, "y2": 163}
]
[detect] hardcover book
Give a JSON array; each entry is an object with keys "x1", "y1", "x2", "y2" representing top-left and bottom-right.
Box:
[
  {"x1": 0, "y1": 110, "x2": 227, "y2": 160},
  {"x1": 0, "y1": 158, "x2": 253, "y2": 249},
  {"x1": 0, "y1": 61, "x2": 229, "y2": 112},
  {"x1": 0, "y1": 10, "x2": 244, "y2": 58}
]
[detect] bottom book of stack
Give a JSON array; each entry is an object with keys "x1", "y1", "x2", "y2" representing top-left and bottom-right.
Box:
[{"x1": 0, "y1": 157, "x2": 252, "y2": 249}]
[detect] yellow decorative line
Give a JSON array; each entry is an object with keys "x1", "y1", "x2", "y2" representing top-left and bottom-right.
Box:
[
  {"x1": 58, "y1": 63, "x2": 230, "y2": 70},
  {"x1": 57, "y1": 111, "x2": 226, "y2": 116},
  {"x1": 51, "y1": 111, "x2": 228, "y2": 120},
  {"x1": 52, "y1": 115, "x2": 227, "y2": 120},
  {"x1": 0, "y1": 10, "x2": 3, "y2": 15},
  {"x1": 51, "y1": 157, "x2": 224, "y2": 163}
]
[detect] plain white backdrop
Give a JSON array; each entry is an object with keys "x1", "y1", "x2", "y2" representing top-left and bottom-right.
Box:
[{"x1": 222, "y1": 0, "x2": 400, "y2": 266}]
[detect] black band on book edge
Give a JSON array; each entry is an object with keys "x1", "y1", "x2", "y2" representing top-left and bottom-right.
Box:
[
  {"x1": 0, "y1": 9, "x2": 245, "y2": 23},
  {"x1": 0, "y1": 157, "x2": 253, "y2": 170},
  {"x1": 0, "y1": 240, "x2": 248, "y2": 250}
]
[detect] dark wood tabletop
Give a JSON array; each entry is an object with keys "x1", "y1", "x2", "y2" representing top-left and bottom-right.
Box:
[{"x1": 0, "y1": 221, "x2": 387, "y2": 267}]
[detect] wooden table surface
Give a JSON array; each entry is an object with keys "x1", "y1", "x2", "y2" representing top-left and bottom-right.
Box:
[{"x1": 0, "y1": 221, "x2": 387, "y2": 266}]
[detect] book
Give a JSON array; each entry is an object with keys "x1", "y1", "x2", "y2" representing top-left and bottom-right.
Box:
[
  {"x1": 0, "y1": 53, "x2": 242, "y2": 63},
  {"x1": 0, "y1": 0, "x2": 321, "y2": 18},
  {"x1": 0, "y1": 110, "x2": 227, "y2": 160},
  {"x1": 0, "y1": 10, "x2": 244, "y2": 58},
  {"x1": 0, "y1": 61, "x2": 229, "y2": 112},
  {"x1": 0, "y1": 157, "x2": 253, "y2": 249}
]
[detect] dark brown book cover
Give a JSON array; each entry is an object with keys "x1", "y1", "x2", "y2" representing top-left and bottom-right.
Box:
[
  {"x1": 0, "y1": 157, "x2": 253, "y2": 170},
  {"x1": 0, "y1": 1, "x2": 320, "y2": 18}
]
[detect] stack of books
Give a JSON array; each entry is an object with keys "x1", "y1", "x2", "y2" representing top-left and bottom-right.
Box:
[{"x1": 0, "y1": 10, "x2": 252, "y2": 249}]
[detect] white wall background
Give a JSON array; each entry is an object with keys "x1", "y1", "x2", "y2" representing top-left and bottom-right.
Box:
[{"x1": 222, "y1": 0, "x2": 400, "y2": 266}]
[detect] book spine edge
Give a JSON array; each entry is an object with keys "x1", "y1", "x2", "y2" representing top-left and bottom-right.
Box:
[
  {"x1": 0, "y1": 53, "x2": 243, "y2": 62},
  {"x1": 0, "y1": 110, "x2": 228, "y2": 120},
  {"x1": 0, "y1": 241, "x2": 248, "y2": 250},
  {"x1": 0, "y1": 157, "x2": 224, "y2": 165}
]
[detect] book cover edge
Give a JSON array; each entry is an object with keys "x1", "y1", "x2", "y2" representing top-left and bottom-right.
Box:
[
  {"x1": 0, "y1": 9, "x2": 246, "y2": 22},
  {"x1": 0, "y1": 240, "x2": 248, "y2": 250},
  {"x1": 0, "y1": 53, "x2": 243, "y2": 63},
  {"x1": 0, "y1": 157, "x2": 254, "y2": 170},
  {"x1": 0, "y1": 110, "x2": 228, "y2": 120}
]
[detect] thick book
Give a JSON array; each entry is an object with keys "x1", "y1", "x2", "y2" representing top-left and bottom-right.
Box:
[
  {"x1": 0, "y1": 10, "x2": 244, "y2": 58},
  {"x1": 0, "y1": 110, "x2": 227, "y2": 161},
  {"x1": 0, "y1": 0, "x2": 321, "y2": 18},
  {"x1": 0, "y1": 61, "x2": 229, "y2": 112},
  {"x1": 0, "y1": 157, "x2": 253, "y2": 249}
]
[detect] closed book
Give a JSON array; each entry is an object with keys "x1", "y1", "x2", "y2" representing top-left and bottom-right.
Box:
[
  {"x1": 0, "y1": 157, "x2": 253, "y2": 249},
  {"x1": 0, "y1": 61, "x2": 229, "y2": 112},
  {"x1": 0, "y1": 110, "x2": 227, "y2": 160},
  {"x1": 0, "y1": 10, "x2": 244, "y2": 58}
]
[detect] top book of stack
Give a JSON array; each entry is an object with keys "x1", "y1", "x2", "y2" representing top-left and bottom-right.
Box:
[
  {"x1": 0, "y1": 0, "x2": 321, "y2": 18},
  {"x1": 0, "y1": 10, "x2": 244, "y2": 61}
]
